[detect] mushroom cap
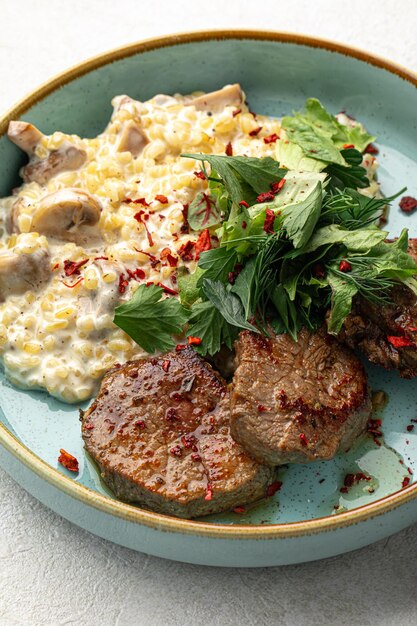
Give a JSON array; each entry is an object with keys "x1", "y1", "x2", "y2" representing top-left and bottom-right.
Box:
[
  {"x1": 8, "y1": 121, "x2": 44, "y2": 154},
  {"x1": 32, "y1": 188, "x2": 102, "y2": 240},
  {"x1": 117, "y1": 120, "x2": 148, "y2": 156},
  {"x1": 187, "y1": 84, "x2": 243, "y2": 112},
  {"x1": 0, "y1": 249, "x2": 51, "y2": 302}
]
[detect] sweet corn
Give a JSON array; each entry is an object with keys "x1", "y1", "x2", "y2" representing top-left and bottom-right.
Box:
[{"x1": 23, "y1": 341, "x2": 42, "y2": 355}]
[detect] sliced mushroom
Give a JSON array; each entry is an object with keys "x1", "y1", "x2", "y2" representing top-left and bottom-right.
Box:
[
  {"x1": 8, "y1": 120, "x2": 87, "y2": 185},
  {"x1": 0, "y1": 249, "x2": 51, "y2": 302},
  {"x1": 32, "y1": 188, "x2": 102, "y2": 242},
  {"x1": 117, "y1": 120, "x2": 148, "y2": 156},
  {"x1": 6, "y1": 197, "x2": 24, "y2": 234},
  {"x1": 8, "y1": 121, "x2": 44, "y2": 154},
  {"x1": 186, "y1": 83, "x2": 243, "y2": 112}
]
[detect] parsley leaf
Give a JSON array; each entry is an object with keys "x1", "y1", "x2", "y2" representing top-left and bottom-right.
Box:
[
  {"x1": 177, "y1": 267, "x2": 204, "y2": 307},
  {"x1": 182, "y1": 153, "x2": 286, "y2": 206},
  {"x1": 197, "y1": 246, "x2": 238, "y2": 284},
  {"x1": 202, "y1": 278, "x2": 259, "y2": 332},
  {"x1": 325, "y1": 148, "x2": 369, "y2": 191},
  {"x1": 281, "y1": 180, "x2": 323, "y2": 248},
  {"x1": 113, "y1": 284, "x2": 189, "y2": 353},
  {"x1": 186, "y1": 301, "x2": 237, "y2": 355}
]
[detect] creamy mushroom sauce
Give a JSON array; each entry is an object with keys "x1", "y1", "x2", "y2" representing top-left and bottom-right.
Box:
[{"x1": 0, "y1": 86, "x2": 380, "y2": 403}]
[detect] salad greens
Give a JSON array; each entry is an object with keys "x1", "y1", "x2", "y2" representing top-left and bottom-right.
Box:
[{"x1": 114, "y1": 98, "x2": 416, "y2": 355}]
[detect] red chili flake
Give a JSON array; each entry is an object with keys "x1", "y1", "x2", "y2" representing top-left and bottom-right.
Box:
[
  {"x1": 411, "y1": 419, "x2": 417, "y2": 423},
  {"x1": 181, "y1": 434, "x2": 197, "y2": 448},
  {"x1": 127, "y1": 268, "x2": 146, "y2": 281},
  {"x1": 160, "y1": 248, "x2": 178, "y2": 267},
  {"x1": 408, "y1": 467, "x2": 413, "y2": 475},
  {"x1": 188, "y1": 336, "x2": 202, "y2": 346},
  {"x1": 257, "y1": 191, "x2": 275, "y2": 204},
  {"x1": 249, "y1": 126, "x2": 262, "y2": 137},
  {"x1": 205, "y1": 483, "x2": 213, "y2": 501},
  {"x1": 94, "y1": 256, "x2": 109, "y2": 262},
  {"x1": 63, "y1": 258, "x2": 88, "y2": 276},
  {"x1": 191, "y1": 453, "x2": 202, "y2": 462},
  {"x1": 194, "y1": 170, "x2": 206, "y2": 180},
  {"x1": 52, "y1": 262, "x2": 60, "y2": 271},
  {"x1": 266, "y1": 481, "x2": 282, "y2": 497},
  {"x1": 339, "y1": 260, "x2": 352, "y2": 272},
  {"x1": 170, "y1": 445, "x2": 183, "y2": 458},
  {"x1": 402, "y1": 476, "x2": 411, "y2": 488},
  {"x1": 364, "y1": 143, "x2": 379, "y2": 155},
  {"x1": 239, "y1": 200, "x2": 249, "y2": 208},
  {"x1": 181, "y1": 203, "x2": 190, "y2": 234},
  {"x1": 263, "y1": 133, "x2": 279, "y2": 144},
  {"x1": 84, "y1": 423, "x2": 94, "y2": 430},
  {"x1": 155, "y1": 194, "x2": 168, "y2": 204},
  {"x1": 133, "y1": 211, "x2": 154, "y2": 247},
  {"x1": 299, "y1": 433, "x2": 308, "y2": 447},
  {"x1": 135, "y1": 420, "x2": 146, "y2": 429},
  {"x1": 225, "y1": 141, "x2": 233, "y2": 156},
  {"x1": 399, "y1": 196, "x2": 417, "y2": 214},
  {"x1": 232, "y1": 108, "x2": 241, "y2": 117},
  {"x1": 127, "y1": 197, "x2": 151, "y2": 207},
  {"x1": 162, "y1": 359, "x2": 170, "y2": 372},
  {"x1": 387, "y1": 335, "x2": 414, "y2": 348},
  {"x1": 263, "y1": 208, "x2": 276, "y2": 234},
  {"x1": 407, "y1": 424, "x2": 415, "y2": 432},
  {"x1": 270, "y1": 179, "x2": 286, "y2": 194},
  {"x1": 343, "y1": 143, "x2": 355, "y2": 149},
  {"x1": 157, "y1": 282, "x2": 178, "y2": 295},
  {"x1": 175, "y1": 344, "x2": 187, "y2": 352},
  {"x1": 118, "y1": 273, "x2": 129, "y2": 294},
  {"x1": 178, "y1": 240, "x2": 195, "y2": 262},
  {"x1": 129, "y1": 370, "x2": 138, "y2": 379},
  {"x1": 233, "y1": 505, "x2": 246, "y2": 514},
  {"x1": 227, "y1": 272, "x2": 236, "y2": 285},
  {"x1": 312, "y1": 263, "x2": 325, "y2": 278},
  {"x1": 165, "y1": 408, "x2": 178, "y2": 422},
  {"x1": 241, "y1": 221, "x2": 247, "y2": 229},
  {"x1": 62, "y1": 277, "x2": 84, "y2": 289},
  {"x1": 58, "y1": 449, "x2": 79, "y2": 473},
  {"x1": 258, "y1": 405, "x2": 267, "y2": 413},
  {"x1": 195, "y1": 228, "x2": 212, "y2": 260}
]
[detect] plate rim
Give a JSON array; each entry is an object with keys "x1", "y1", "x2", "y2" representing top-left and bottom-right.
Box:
[{"x1": 1, "y1": 28, "x2": 417, "y2": 540}]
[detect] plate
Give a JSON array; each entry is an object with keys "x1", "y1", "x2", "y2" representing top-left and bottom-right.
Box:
[{"x1": 1, "y1": 30, "x2": 417, "y2": 567}]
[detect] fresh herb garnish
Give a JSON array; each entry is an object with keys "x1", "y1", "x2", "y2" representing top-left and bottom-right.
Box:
[
  {"x1": 114, "y1": 99, "x2": 416, "y2": 356},
  {"x1": 114, "y1": 284, "x2": 189, "y2": 353}
]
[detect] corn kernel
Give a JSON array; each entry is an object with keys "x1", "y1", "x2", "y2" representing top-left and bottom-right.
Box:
[
  {"x1": 18, "y1": 213, "x2": 32, "y2": 233},
  {"x1": 44, "y1": 336, "x2": 56, "y2": 350},
  {"x1": 55, "y1": 366, "x2": 69, "y2": 380},
  {"x1": 76, "y1": 315, "x2": 95, "y2": 333},
  {"x1": 102, "y1": 270, "x2": 117, "y2": 283},
  {"x1": 75, "y1": 341, "x2": 93, "y2": 359},
  {"x1": 44, "y1": 320, "x2": 69, "y2": 332},
  {"x1": 107, "y1": 339, "x2": 131, "y2": 352},
  {"x1": 56, "y1": 306, "x2": 77, "y2": 320},
  {"x1": 83, "y1": 269, "x2": 98, "y2": 290},
  {"x1": 23, "y1": 341, "x2": 42, "y2": 355}
]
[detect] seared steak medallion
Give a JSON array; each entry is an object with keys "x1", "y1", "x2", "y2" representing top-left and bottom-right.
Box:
[
  {"x1": 230, "y1": 328, "x2": 371, "y2": 465},
  {"x1": 81, "y1": 347, "x2": 274, "y2": 518},
  {"x1": 338, "y1": 240, "x2": 417, "y2": 378}
]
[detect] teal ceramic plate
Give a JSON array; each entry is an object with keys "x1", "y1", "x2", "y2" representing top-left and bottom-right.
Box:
[{"x1": 1, "y1": 31, "x2": 417, "y2": 567}]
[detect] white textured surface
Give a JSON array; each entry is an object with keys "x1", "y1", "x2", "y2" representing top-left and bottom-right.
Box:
[{"x1": 1, "y1": 1, "x2": 417, "y2": 624}]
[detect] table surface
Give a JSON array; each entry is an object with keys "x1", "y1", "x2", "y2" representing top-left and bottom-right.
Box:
[{"x1": 1, "y1": 1, "x2": 417, "y2": 624}]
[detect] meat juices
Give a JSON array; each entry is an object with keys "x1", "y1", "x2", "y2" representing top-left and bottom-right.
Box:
[
  {"x1": 338, "y1": 240, "x2": 417, "y2": 378},
  {"x1": 81, "y1": 348, "x2": 274, "y2": 518},
  {"x1": 230, "y1": 328, "x2": 371, "y2": 466}
]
